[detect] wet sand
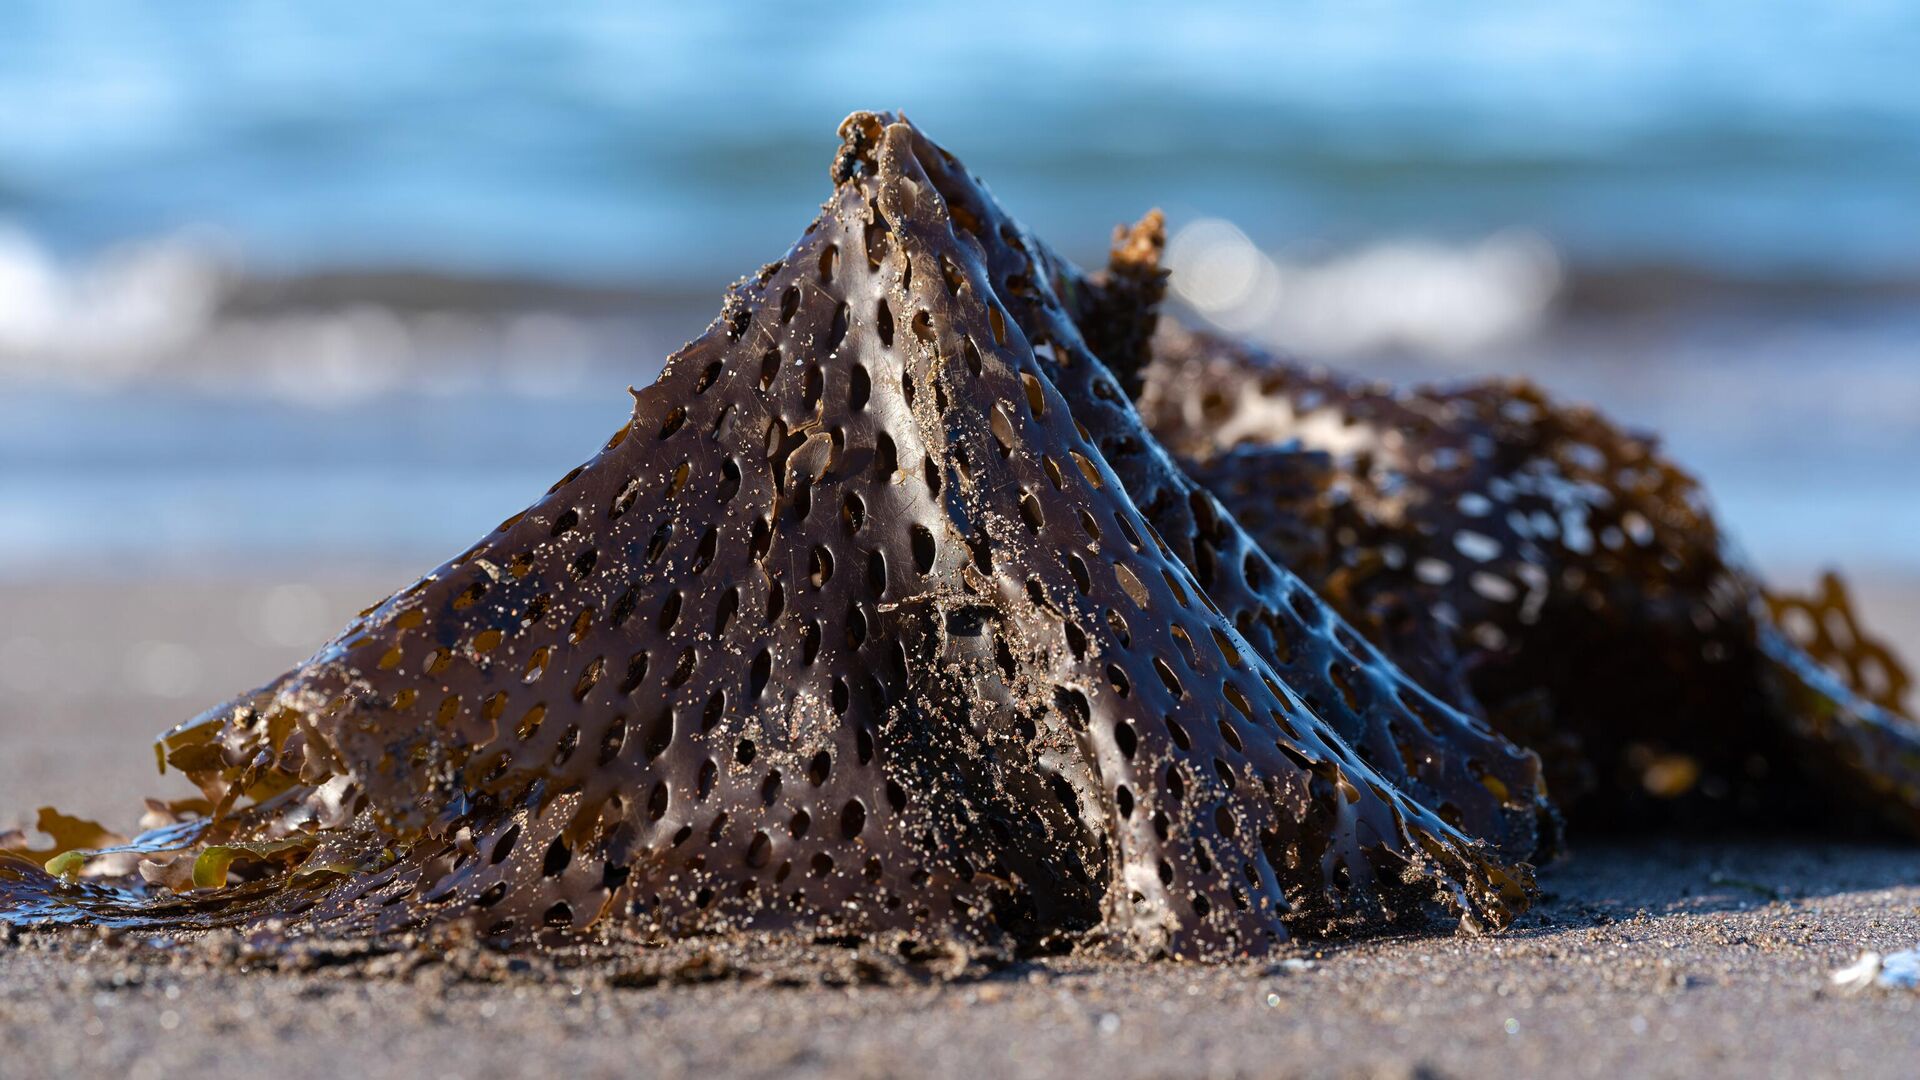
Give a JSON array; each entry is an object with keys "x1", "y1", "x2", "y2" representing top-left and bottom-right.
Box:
[{"x1": 4, "y1": 572, "x2": 1919, "y2": 1078}]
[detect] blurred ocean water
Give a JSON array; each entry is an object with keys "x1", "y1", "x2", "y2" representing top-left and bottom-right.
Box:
[
  {"x1": 0, "y1": 1, "x2": 1916, "y2": 577},
  {"x1": 3, "y1": 1, "x2": 1917, "y2": 280}
]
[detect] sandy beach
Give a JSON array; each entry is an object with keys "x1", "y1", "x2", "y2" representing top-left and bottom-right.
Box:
[
  {"x1": 4, "y1": 571, "x2": 1919, "y2": 1079},
  {"x1": 2, "y1": 836, "x2": 1917, "y2": 1079},
  {"x1": 5, "y1": 7, "x2": 1919, "y2": 1078}
]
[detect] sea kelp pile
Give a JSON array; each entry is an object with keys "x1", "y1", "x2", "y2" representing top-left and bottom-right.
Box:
[
  {"x1": 2, "y1": 112, "x2": 1912, "y2": 963},
  {"x1": 1140, "y1": 326, "x2": 1920, "y2": 834},
  {"x1": 0, "y1": 114, "x2": 1540, "y2": 960}
]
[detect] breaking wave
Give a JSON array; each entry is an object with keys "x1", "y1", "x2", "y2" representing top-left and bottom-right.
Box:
[
  {"x1": 0, "y1": 228, "x2": 684, "y2": 402},
  {"x1": 1165, "y1": 218, "x2": 1564, "y2": 359},
  {"x1": 1, "y1": 221, "x2": 1915, "y2": 401}
]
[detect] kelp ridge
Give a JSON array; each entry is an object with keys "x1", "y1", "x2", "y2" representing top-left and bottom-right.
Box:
[
  {"x1": 1140, "y1": 325, "x2": 1920, "y2": 834},
  {"x1": 878, "y1": 123, "x2": 1551, "y2": 870},
  {"x1": 2, "y1": 113, "x2": 1537, "y2": 958}
]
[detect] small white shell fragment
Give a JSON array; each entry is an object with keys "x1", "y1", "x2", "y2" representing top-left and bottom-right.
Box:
[
  {"x1": 1830, "y1": 951, "x2": 1881, "y2": 991},
  {"x1": 1830, "y1": 948, "x2": 1920, "y2": 991}
]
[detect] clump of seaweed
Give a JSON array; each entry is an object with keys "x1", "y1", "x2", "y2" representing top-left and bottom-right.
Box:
[
  {"x1": 2, "y1": 113, "x2": 1536, "y2": 959},
  {"x1": 9, "y1": 111, "x2": 1911, "y2": 965},
  {"x1": 1140, "y1": 324, "x2": 1920, "y2": 834}
]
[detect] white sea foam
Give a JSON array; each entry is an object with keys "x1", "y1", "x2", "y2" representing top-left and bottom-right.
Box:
[
  {"x1": 0, "y1": 227, "x2": 628, "y2": 401},
  {"x1": 1, "y1": 220, "x2": 1563, "y2": 401},
  {"x1": 1166, "y1": 218, "x2": 1562, "y2": 360},
  {"x1": 0, "y1": 226, "x2": 229, "y2": 382}
]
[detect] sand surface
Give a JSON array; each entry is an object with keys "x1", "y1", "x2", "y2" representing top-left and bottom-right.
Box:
[
  {"x1": 4, "y1": 573, "x2": 1919, "y2": 1078},
  {"x1": 3, "y1": 838, "x2": 1918, "y2": 1079}
]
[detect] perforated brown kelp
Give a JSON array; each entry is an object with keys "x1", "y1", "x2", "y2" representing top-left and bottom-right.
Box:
[
  {"x1": 1762, "y1": 574, "x2": 1920, "y2": 828},
  {"x1": 1141, "y1": 324, "x2": 1920, "y2": 834},
  {"x1": 1769, "y1": 573, "x2": 1914, "y2": 718},
  {"x1": 2, "y1": 114, "x2": 1535, "y2": 958},
  {"x1": 882, "y1": 133, "x2": 1551, "y2": 867}
]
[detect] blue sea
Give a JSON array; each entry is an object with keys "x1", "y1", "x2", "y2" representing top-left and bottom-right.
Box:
[{"x1": 1, "y1": 1, "x2": 1917, "y2": 579}]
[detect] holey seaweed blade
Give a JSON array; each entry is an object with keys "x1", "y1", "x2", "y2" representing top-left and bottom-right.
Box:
[
  {"x1": 2, "y1": 113, "x2": 1533, "y2": 958},
  {"x1": 1763, "y1": 574, "x2": 1920, "y2": 832},
  {"x1": 891, "y1": 142, "x2": 1554, "y2": 868},
  {"x1": 1140, "y1": 326, "x2": 1920, "y2": 836}
]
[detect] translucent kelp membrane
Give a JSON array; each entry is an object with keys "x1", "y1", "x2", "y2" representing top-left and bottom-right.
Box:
[
  {"x1": 2, "y1": 115, "x2": 1535, "y2": 958},
  {"x1": 1141, "y1": 325, "x2": 1920, "y2": 833},
  {"x1": 1764, "y1": 575, "x2": 1920, "y2": 832}
]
